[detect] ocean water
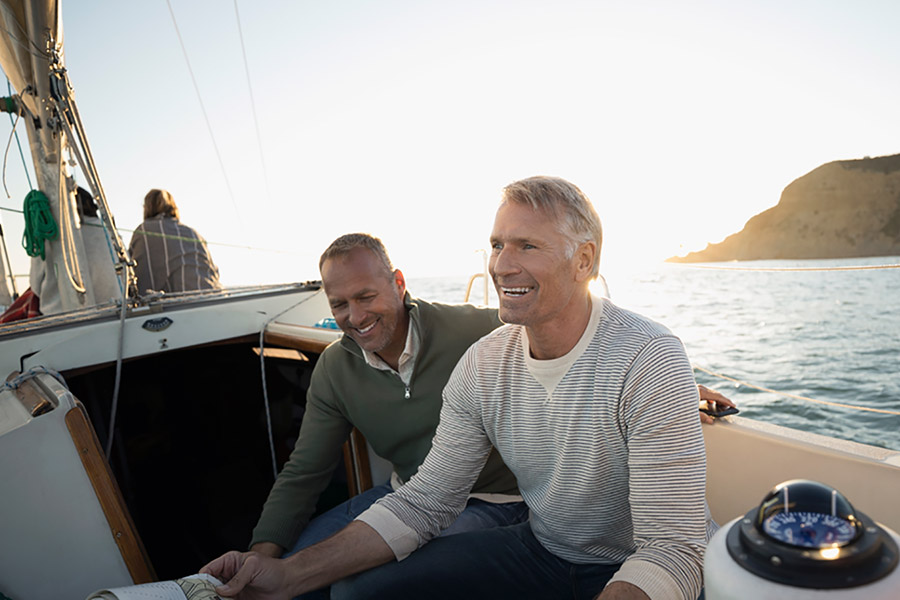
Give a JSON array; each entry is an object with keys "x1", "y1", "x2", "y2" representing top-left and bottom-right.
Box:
[{"x1": 408, "y1": 257, "x2": 900, "y2": 452}]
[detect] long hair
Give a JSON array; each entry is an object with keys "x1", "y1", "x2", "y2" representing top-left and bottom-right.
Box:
[{"x1": 143, "y1": 188, "x2": 180, "y2": 220}]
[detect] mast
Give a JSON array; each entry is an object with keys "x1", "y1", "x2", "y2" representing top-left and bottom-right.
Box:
[{"x1": 0, "y1": 0, "x2": 135, "y2": 313}]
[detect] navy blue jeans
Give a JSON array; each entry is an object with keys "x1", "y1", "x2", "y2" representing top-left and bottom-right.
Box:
[
  {"x1": 289, "y1": 484, "x2": 529, "y2": 599},
  {"x1": 331, "y1": 521, "x2": 622, "y2": 600}
]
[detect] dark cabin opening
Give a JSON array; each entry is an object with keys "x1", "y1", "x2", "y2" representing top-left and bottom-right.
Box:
[{"x1": 63, "y1": 339, "x2": 349, "y2": 580}]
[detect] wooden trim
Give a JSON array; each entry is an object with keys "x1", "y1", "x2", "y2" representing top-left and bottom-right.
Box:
[
  {"x1": 342, "y1": 442, "x2": 358, "y2": 497},
  {"x1": 342, "y1": 428, "x2": 373, "y2": 497},
  {"x1": 65, "y1": 403, "x2": 156, "y2": 584},
  {"x1": 264, "y1": 330, "x2": 331, "y2": 354}
]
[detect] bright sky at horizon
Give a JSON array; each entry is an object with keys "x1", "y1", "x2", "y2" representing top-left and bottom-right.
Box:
[{"x1": 2, "y1": 0, "x2": 899, "y2": 289}]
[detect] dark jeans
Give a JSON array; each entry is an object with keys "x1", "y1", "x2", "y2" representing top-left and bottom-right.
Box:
[
  {"x1": 331, "y1": 521, "x2": 622, "y2": 600},
  {"x1": 289, "y1": 484, "x2": 529, "y2": 599}
]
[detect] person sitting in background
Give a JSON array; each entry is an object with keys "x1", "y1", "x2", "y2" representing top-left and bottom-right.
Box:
[{"x1": 128, "y1": 188, "x2": 221, "y2": 294}]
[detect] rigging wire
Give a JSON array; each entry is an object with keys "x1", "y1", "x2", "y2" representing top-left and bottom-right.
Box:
[
  {"x1": 164, "y1": 0, "x2": 240, "y2": 216},
  {"x1": 0, "y1": 204, "x2": 307, "y2": 256},
  {"x1": 233, "y1": 0, "x2": 272, "y2": 203},
  {"x1": 694, "y1": 364, "x2": 900, "y2": 417},
  {"x1": 1, "y1": 80, "x2": 34, "y2": 298},
  {"x1": 115, "y1": 225, "x2": 306, "y2": 256},
  {"x1": 2, "y1": 108, "x2": 24, "y2": 197},
  {"x1": 44, "y1": 53, "x2": 139, "y2": 455},
  {"x1": 48, "y1": 54, "x2": 138, "y2": 298}
]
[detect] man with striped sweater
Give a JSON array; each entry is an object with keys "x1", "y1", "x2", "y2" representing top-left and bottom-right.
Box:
[{"x1": 204, "y1": 176, "x2": 712, "y2": 599}]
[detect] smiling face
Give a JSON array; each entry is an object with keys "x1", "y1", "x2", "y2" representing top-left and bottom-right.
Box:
[
  {"x1": 321, "y1": 246, "x2": 409, "y2": 368},
  {"x1": 489, "y1": 201, "x2": 595, "y2": 350}
]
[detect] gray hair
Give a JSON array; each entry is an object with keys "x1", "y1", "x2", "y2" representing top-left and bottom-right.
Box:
[
  {"x1": 500, "y1": 176, "x2": 603, "y2": 278},
  {"x1": 318, "y1": 232, "x2": 395, "y2": 277}
]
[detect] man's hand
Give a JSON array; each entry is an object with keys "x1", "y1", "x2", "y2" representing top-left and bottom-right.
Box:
[
  {"x1": 249, "y1": 542, "x2": 285, "y2": 559},
  {"x1": 596, "y1": 581, "x2": 651, "y2": 599},
  {"x1": 698, "y1": 383, "x2": 737, "y2": 424},
  {"x1": 200, "y1": 550, "x2": 291, "y2": 600},
  {"x1": 201, "y1": 521, "x2": 394, "y2": 598}
]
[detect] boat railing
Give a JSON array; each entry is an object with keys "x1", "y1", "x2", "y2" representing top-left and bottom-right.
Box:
[
  {"x1": 463, "y1": 272, "x2": 489, "y2": 305},
  {"x1": 463, "y1": 249, "x2": 490, "y2": 305}
]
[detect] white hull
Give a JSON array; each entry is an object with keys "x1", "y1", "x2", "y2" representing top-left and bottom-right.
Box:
[
  {"x1": 0, "y1": 283, "x2": 336, "y2": 377},
  {"x1": 1, "y1": 283, "x2": 343, "y2": 598},
  {"x1": 704, "y1": 416, "x2": 900, "y2": 533}
]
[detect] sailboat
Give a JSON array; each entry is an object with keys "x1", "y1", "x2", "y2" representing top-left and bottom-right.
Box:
[
  {"x1": 0, "y1": 1, "x2": 342, "y2": 596},
  {"x1": 0, "y1": 2, "x2": 898, "y2": 599}
]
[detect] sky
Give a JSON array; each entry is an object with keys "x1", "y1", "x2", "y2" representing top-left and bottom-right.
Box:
[{"x1": 2, "y1": 0, "x2": 900, "y2": 289}]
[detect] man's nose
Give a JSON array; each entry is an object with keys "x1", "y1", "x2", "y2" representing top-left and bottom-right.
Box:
[
  {"x1": 490, "y1": 247, "x2": 518, "y2": 278},
  {"x1": 348, "y1": 301, "x2": 366, "y2": 325}
]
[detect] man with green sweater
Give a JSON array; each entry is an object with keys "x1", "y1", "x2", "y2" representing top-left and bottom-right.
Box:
[{"x1": 248, "y1": 233, "x2": 528, "y2": 596}]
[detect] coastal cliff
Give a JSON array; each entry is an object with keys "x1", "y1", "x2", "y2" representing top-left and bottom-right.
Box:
[{"x1": 667, "y1": 154, "x2": 900, "y2": 262}]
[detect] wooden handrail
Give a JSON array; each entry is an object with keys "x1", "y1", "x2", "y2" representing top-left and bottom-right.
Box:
[
  {"x1": 342, "y1": 428, "x2": 373, "y2": 497},
  {"x1": 66, "y1": 402, "x2": 156, "y2": 584}
]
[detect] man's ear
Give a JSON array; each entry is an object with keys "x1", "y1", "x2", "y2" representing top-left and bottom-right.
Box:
[
  {"x1": 393, "y1": 269, "x2": 407, "y2": 296},
  {"x1": 574, "y1": 241, "x2": 597, "y2": 282}
]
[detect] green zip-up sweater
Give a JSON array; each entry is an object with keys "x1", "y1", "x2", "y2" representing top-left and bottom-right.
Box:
[{"x1": 250, "y1": 296, "x2": 518, "y2": 550}]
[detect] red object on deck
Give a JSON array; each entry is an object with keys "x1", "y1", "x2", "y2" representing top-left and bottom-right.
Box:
[{"x1": 0, "y1": 288, "x2": 42, "y2": 323}]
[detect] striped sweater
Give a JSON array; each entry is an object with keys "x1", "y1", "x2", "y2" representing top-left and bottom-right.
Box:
[{"x1": 358, "y1": 296, "x2": 709, "y2": 599}]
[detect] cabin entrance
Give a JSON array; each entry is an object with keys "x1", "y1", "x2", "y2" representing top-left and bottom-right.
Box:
[{"x1": 63, "y1": 339, "x2": 351, "y2": 580}]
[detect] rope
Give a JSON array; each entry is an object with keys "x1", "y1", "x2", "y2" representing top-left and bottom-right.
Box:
[
  {"x1": 0, "y1": 366, "x2": 68, "y2": 393},
  {"x1": 104, "y1": 274, "x2": 129, "y2": 458},
  {"x1": 50, "y1": 61, "x2": 136, "y2": 299},
  {"x1": 21, "y1": 190, "x2": 58, "y2": 259},
  {"x1": 671, "y1": 262, "x2": 900, "y2": 272},
  {"x1": 257, "y1": 291, "x2": 320, "y2": 480},
  {"x1": 55, "y1": 148, "x2": 86, "y2": 294},
  {"x1": 693, "y1": 364, "x2": 900, "y2": 416}
]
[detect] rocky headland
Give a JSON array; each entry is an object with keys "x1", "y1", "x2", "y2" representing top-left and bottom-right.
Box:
[{"x1": 667, "y1": 154, "x2": 900, "y2": 262}]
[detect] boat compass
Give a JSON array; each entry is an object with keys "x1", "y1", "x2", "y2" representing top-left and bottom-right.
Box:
[{"x1": 705, "y1": 479, "x2": 900, "y2": 598}]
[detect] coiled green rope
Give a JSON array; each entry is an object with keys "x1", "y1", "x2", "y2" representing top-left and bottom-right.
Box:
[{"x1": 22, "y1": 189, "x2": 58, "y2": 259}]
